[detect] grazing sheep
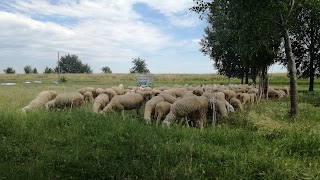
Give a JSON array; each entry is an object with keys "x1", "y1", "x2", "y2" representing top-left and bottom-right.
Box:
[
  {"x1": 104, "y1": 88, "x2": 117, "y2": 100},
  {"x1": 212, "y1": 99, "x2": 229, "y2": 123},
  {"x1": 21, "y1": 90, "x2": 57, "y2": 113},
  {"x1": 223, "y1": 90, "x2": 236, "y2": 101},
  {"x1": 78, "y1": 87, "x2": 97, "y2": 97},
  {"x1": 268, "y1": 88, "x2": 283, "y2": 99},
  {"x1": 111, "y1": 84, "x2": 125, "y2": 95},
  {"x1": 144, "y1": 96, "x2": 165, "y2": 124},
  {"x1": 101, "y1": 93, "x2": 144, "y2": 115},
  {"x1": 45, "y1": 92, "x2": 84, "y2": 110},
  {"x1": 154, "y1": 101, "x2": 172, "y2": 126},
  {"x1": 157, "y1": 92, "x2": 177, "y2": 104},
  {"x1": 236, "y1": 93, "x2": 251, "y2": 105},
  {"x1": 95, "y1": 88, "x2": 106, "y2": 95},
  {"x1": 93, "y1": 94, "x2": 109, "y2": 113},
  {"x1": 192, "y1": 88, "x2": 204, "y2": 96},
  {"x1": 229, "y1": 98, "x2": 244, "y2": 112},
  {"x1": 182, "y1": 91, "x2": 196, "y2": 98},
  {"x1": 83, "y1": 91, "x2": 94, "y2": 104},
  {"x1": 163, "y1": 96, "x2": 209, "y2": 129},
  {"x1": 165, "y1": 88, "x2": 188, "y2": 97}
]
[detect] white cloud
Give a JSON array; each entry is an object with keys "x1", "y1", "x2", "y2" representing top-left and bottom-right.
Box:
[{"x1": 0, "y1": 0, "x2": 214, "y2": 74}]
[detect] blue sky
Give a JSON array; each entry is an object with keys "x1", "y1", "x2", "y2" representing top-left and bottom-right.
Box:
[{"x1": 0, "y1": 0, "x2": 287, "y2": 74}]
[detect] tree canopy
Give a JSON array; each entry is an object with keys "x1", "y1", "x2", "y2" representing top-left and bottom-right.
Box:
[
  {"x1": 130, "y1": 57, "x2": 150, "y2": 74},
  {"x1": 101, "y1": 66, "x2": 112, "y2": 73},
  {"x1": 3, "y1": 67, "x2": 15, "y2": 74},
  {"x1": 191, "y1": 0, "x2": 320, "y2": 117},
  {"x1": 56, "y1": 54, "x2": 92, "y2": 74}
]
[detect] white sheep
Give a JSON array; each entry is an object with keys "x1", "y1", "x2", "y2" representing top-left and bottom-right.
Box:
[
  {"x1": 154, "y1": 101, "x2": 172, "y2": 126},
  {"x1": 93, "y1": 94, "x2": 109, "y2": 113},
  {"x1": 157, "y1": 92, "x2": 177, "y2": 104},
  {"x1": 21, "y1": 90, "x2": 57, "y2": 113},
  {"x1": 101, "y1": 93, "x2": 144, "y2": 115},
  {"x1": 78, "y1": 87, "x2": 97, "y2": 97},
  {"x1": 104, "y1": 88, "x2": 117, "y2": 100},
  {"x1": 83, "y1": 91, "x2": 94, "y2": 104},
  {"x1": 144, "y1": 96, "x2": 165, "y2": 124},
  {"x1": 45, "y1": 92, "x2": 84, "y2": 110},
  {"x1": 163, "y1": 96, "x2": 209, "y2": 129}
]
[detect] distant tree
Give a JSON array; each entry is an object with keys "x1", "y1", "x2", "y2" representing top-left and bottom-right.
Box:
[
  {"x1": 44, "y1": 66, "x2": 54, "y2": 74},
  {"x1": 101, "y1": 66, "x2": 112, "y2": 73},
  {"x1": 130, "y1": 57, "x2": 150, "y2": 74},
  {"x1": 3, "y1": 67, "x2": 15, "y2": 74},
  {"x1": 33, "y1": 68, "x2": 38, "y2": 74},
  {"x1": 24, "y1": 65, "x2": 32, "y2": 74},
  {"x1": 56, "y1": 54, "x2": 92, "y2": 73}
]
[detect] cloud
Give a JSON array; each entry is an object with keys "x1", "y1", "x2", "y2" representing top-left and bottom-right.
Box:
[{"x1": 0, "y1": 0, "x2": 214, "y2": 74}]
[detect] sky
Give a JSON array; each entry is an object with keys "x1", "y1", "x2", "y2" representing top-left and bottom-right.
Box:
[{"x1": 0, "y1": 0, "x2": 287, "y2": 74}]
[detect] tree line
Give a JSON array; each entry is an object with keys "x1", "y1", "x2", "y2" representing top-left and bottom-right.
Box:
[
  {"x1": 191, "y1": 0, "x2": 320, "y2": 117},
  {"x1": 3, "y1": 55, "x2": 150, "y2": 74}
]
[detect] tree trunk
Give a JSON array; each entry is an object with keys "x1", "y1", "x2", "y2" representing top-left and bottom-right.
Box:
[
  {"x1": 259, "y1": 67, "x2": 269, "y2": 99},
  {"x1": 245, "y1": 69, "x2": 249, "y2": 85},
  {"x1": 284, "y1": 28, "x2": 299, "y2": 117},
  {"x1": 309, "y1": 54, "x2": 315, "y2": 91},
  {"x1": 309, "y1": 15, "x2": 315, "y2": 92}
]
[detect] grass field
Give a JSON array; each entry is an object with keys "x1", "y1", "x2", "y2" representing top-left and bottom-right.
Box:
[{"x1": 1, "y1": 73, "x2": 320, "y2": 179}]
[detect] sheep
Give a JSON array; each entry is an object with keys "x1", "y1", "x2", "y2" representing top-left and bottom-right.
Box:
[
  {"x1": 222, "y1": 89, "x2": 236, "y2": 101},
  {"x1": 83, "y1": 91, "x2": 94, "y2": 104},
  {"x1": 157, "y1": 92, "x2": 177, "y2": 104},
  {"x1": 111, "y1": 84, "x2": 125, "y2": 95},
  {"x1": 104, "y1": 88, "x2": 117, "y2": 100},
  {"x1": 144, "y1": 96, "x2": 165, "y2": 124},
  {"x1": 236, "y1": 93, "x2": 251, "y2": 105},
  {"x1": 45, "y1": 92, "x2": 84, "y2": 110},
  {"x1": 154, "y1": 101, "x2": 172, "y2": 126},
  {"x1": 78, "y1": 87, "x2": 97, "y2": 97},
  {"x1": 101, "y1": 93, "x2": 144, "y2": 115},
  {"x1": 192, "y1": 88, "x2": 204, "y2": 96},
  {"x1": 229, "y1": 97, "x2": 244, "y2": 112},
  {"x1": 95, "y1": 88, "x2": 106, "y2": 95},
  {"x1": 182, "y1": 91, "x2": 196, "y2": 98},
  {"x1": 268, "y1": 88, "x2": 283, "y2": 99},
  {"x1": 165, "y1": 88, "x2": 188, "y2": 97},
  {"x1": 93, "y1": 94, "x2": 109, "y2": 113},
  {"x1": 162, "y1": 96, "x2": 209, "y2": 129},
  {"x1": 21, "y1": 90, "x2": 57, "y2": 113}
]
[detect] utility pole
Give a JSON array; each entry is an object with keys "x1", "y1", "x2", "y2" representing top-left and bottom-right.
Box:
[{"x1": 57, "y1": 51, "x2": 60, "y2": 81}]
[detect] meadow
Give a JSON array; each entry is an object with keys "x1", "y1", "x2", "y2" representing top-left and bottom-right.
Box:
[{"x1": 0, "y1": 73, "x2": 320, "y2": 179}]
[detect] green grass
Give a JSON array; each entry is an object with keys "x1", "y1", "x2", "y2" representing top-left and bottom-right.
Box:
[{"x1": 1, "y1": 73, "x2": 320, "y2": 179}]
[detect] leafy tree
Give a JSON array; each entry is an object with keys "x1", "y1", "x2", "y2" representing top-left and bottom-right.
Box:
[
  {"x1": 3, "y1": 67, "x2": 15, "y2": 74},
  {"x1": 24, "y1": 65, "x2": 32, "y2": 74},
  {"x1": 192, "y1": 0, "x2": 302, "y2": 117},
  {"x1": 278, "y1": 1, "x2": 320, "y2": 91},
  {"x1": 56, "y1": 54, "x2": 92, "y2": 74},
  {"x1": 130, "y1": 57, "x2": 150, "y2": 74},
  {"x1": 101, "y1": 66, "x2": 112, "y2": 73},
  {"x1": 44, "y1": 66, "x2": 54, "y2": 74},
  {"x1": 33, "y1": 68, "x2": 38, "y2": 74}
]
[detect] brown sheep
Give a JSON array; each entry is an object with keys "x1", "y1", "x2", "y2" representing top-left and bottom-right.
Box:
[{"x1": 154, "y1": 101, "x2": 172, "y2": 126}]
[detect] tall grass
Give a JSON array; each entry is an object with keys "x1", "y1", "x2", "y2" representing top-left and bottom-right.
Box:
[{"x1": 1, "y1": 74, "x2": 320, "y2": 179}]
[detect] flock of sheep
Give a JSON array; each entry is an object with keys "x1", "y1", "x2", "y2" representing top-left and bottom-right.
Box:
[{"x1": 21, "y1": 84, "x2": 289, "y2": 129}]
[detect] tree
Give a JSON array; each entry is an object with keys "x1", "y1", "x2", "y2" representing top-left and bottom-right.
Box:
[
  {"x1": 44, "y1": 66, "x2": 54, "y2": 74},
  {"x1": 192, "y1": 0, "x2": 302, "y2": 117},
  {"x1": 33, "y1": 68, "x2": 38, "y2": 74},
  {"x1": 130, "y1": 57, "x2": 150, "y2": 74},
  {"x1": 278, "y1": 1, "x2": 320, "y2": 91},
  {"x1": 3, "y1": 67, "x2": 15, "y2": 74},
  {"x1": 101, "y1": 66, "x2": 112, "y2": 73},
  {"x1": 24, "y1": 65, "x2": 32, "y2": 74},
  {"x1": 56, "y1": 54, "x2": 92, "y2": 74}
]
